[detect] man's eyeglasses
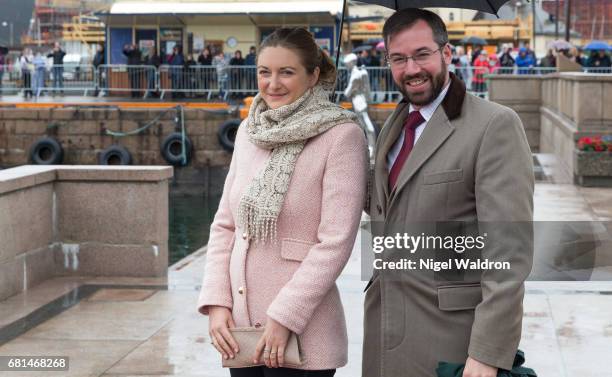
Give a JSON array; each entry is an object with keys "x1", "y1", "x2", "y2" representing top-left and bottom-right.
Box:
[{"x1": 386, "y1": 47, "x2": 444, "y2": 69}]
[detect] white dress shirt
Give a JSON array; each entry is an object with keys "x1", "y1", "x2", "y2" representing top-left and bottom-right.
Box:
[{"x1": 387, "y1": 82, "x2": 451, "y2": 171}]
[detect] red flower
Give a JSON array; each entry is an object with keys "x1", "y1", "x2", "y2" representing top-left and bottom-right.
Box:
[{"x1": 577, "y1": 136, "x2": 611, "y2": 152}]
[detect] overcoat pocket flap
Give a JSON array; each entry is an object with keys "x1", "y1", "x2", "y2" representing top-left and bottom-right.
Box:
[
  {"x1": 437, "y1": 284, "x2": 482, "y2": 311},
  {"x1": 280, "y1": 238, "x2": 315, "y2": 262},
  {"x1": 423, "y1": 169, "x2": 463, "y2": 185}
]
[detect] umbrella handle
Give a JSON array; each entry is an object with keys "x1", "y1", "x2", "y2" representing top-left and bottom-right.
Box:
[{"x1": 335, "y1": 0, "x2": 347, "y2": 69}]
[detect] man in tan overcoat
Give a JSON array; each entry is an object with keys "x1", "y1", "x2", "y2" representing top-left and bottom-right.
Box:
[{"x1": 363, "y1": 9, "x2": 534, "y2": 377}]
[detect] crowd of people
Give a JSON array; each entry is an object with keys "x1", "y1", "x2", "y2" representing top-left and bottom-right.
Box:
[
  {"x1": 449, "y1": 43, "x2": 611, "y2": 95},
  {"x1": 0, "y1": 39, "x2": 610, "y2": 100},
  {"x1": 5, "y1": 43, "x2": 69, "y2": 98},
  {"x1": 119, "y1": 43, "x2": 258, "y2": 99}
]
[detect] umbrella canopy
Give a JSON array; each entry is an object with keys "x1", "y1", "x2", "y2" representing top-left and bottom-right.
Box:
[
  {"x1": 376, "y1": 41, "x2": 386, "y2": 51},
  {"x1": 353, "y1": 45, "x2": 373, "y2": 53},
  {"x1": 547, "y1": 39, "x2": 573, "y2": 51},
  {"x1": 354, "y1": 0, "x2": 510, "y2": 14},
  {"x1": 584, "y1": 40, "x2": 611, "y2": 51},
  {"x1": 334, "y1": 0, "x2": 509, "y2": 67},
  {"x1": 461, "y1": 36, "x2": 488, "y2": 46}
]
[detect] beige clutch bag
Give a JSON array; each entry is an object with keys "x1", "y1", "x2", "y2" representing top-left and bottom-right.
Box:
[{"x1": 221, "y1": 327, "x2": 304, "y2": 368}]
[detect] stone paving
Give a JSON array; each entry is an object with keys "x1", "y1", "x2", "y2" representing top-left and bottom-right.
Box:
[{"x1": 1, "y1": 154, "x2": 612, "y2": 377}]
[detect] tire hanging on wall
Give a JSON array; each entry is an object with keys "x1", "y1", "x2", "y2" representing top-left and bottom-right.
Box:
[
  {"x1": 161, "y1": 132, "x2": 193, "y2": 166},
  {"x1": 98, "y1": 145, "x2": 132, "y2": 165},
  {"x1": 29, "y1": 136, "x2": 64, "y2": 165},
  {"x1": 218, "y1": 119, "x2": 240, "y2": 152}
]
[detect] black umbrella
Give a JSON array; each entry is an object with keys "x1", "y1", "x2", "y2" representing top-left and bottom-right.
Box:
[
  {"x1": 334, "y1": 0, "x2": 510, "y2": 66},
  {"x1": 352, "y1": 0, "x2": 511, "y2": 14},
  {"x1": 460, "y1": 36, "x2": 488, "y2": 45}
]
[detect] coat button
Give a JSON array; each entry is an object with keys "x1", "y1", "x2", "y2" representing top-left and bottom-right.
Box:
[
  {"x1": 242, "y1": 232, "x2": 247, "y2": 240},
  {"x1": 377, "y1": 205, "x2": 382, "y2": 214},
  {"x1": 238, "y1": 286, "x2": 245, "y2": 295}
]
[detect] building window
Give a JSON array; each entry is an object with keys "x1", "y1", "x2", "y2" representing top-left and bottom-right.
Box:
[{"x1": 449, "y1": 12, "x2": 455, "y2": 21}]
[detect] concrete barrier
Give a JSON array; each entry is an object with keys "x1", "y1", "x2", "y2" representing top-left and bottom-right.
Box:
[
  {"x1": 540, "y1": 73, "x2": 612, "y2": 182},
  {"x1": 490, "y1": 72, "x2": 612, "y2": 183},
  {"x1": 0, "y1": 165, "x2": 173, "y2": 301},
  {"x1": 488, "y1": 74, "x2": 543, "y2": 152}
]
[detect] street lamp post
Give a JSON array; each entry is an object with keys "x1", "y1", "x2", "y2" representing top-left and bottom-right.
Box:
[
  {"x1": 1, "y1": 21, "x2": 14, "y2": 47},
  {"x1": 555, "y1": 0, "x2": 560, "y2": 39},
  {"x1": 564, "y1": 0, "x2": 572, "y2": 42},
  {"x1": 531, "y1": 0, "x2": 536, "y2": 54}
]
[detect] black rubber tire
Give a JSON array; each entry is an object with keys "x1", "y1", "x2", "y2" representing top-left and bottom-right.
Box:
[
  {"x1": 98, "y1": 144, "x2": 132, "y2": 165},
  {"x1": 29, "y1": 137, "x2": 64, "y2": 165},
  {"x1": 161, "y1": 132, "x2": 193, "y2": 166},
  {"x1": 218, "y1": 119, "x2": 240, "y2": 152}
]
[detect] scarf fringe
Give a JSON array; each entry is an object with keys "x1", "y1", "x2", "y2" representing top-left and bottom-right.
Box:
[{"x1": 238, "y1": 201, "x2": 278, "y2": 243}]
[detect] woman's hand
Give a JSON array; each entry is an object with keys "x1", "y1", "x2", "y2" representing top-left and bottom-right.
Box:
[
  {"x1": 208, "y1": 306, "x2": 239, "y2": 360},
  {"x1": 253, "y1": 317, "x2": 291, "y2": 368}
]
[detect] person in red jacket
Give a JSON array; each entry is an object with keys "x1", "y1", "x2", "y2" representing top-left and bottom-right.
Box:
[{"x1": 472, "y1": 50, "x2": 491, "y2": 97}]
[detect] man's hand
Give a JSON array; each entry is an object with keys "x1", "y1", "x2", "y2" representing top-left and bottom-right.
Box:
[
  {"x1": 462, "y1": 356, "x2": 498, "y2": 377},
  {"x1": 253, "y1": 317, "x2": 291, "y2": 368}
]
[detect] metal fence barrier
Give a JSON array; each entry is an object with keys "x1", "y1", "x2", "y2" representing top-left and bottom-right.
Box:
[
  {"x1": 582, "y1": 67, "x2": 612, "y2": 74},
  {"x1": 225, "y1": 66, "x2": 259, "y2": 97},
  {"x1": 158, "y1": 65, "x2": 259, "y2": 100},
  {"x1": 1, "y1": 63, "x2": 610, "y2": 101},
  {"x1": 0, "y1": 64, "x2": 96, "y2": 96},
  {"x1": 0, "y1": 64, "x2": 22, "y2": 94},
  {"x1": 46, "y1": 64, "x2": 96, "y2": 95},
  {"x1": 98, "y1": 64, "x2": 158, "y2": 98}
]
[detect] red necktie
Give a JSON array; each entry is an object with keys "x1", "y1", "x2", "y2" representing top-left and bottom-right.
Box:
[{"x1": 388, "y1": 110, "x2": 425, "y2": 190}]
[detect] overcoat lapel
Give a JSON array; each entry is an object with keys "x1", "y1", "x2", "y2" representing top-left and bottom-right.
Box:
[
  {"x1": 375, "y1": 72, "x2": 466, "y2": 213},
  {"x1": 386, "y1": 72, "x2": 466, "y2": 209},
  {"x1": 388, "y1": 109, "x2": 454, "y2": 207},
  {"x1": 374, "y1": 102, "x2": 410, "y2": 214}
]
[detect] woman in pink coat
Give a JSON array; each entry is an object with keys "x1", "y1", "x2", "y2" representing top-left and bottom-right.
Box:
[{"x1": 197, "y1": 28, "x2": 368, "y2": 377}]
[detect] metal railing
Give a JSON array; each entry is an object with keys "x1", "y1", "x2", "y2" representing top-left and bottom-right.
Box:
[
  {"x1": 98, "y1": 64, "x2": 158, "y2": 98},
  {"x1": 46, "y1": 64, "x2": 96, "y2": 95},
  {"x1": 582, "y1": 67, "x2": 612, "y2": 74},
  {"x1": 158, "y1": 65, "x2": 259, "y2": 99},
  {"x1": 490, "y1": 66, "x2": 558, "y2": 75},
  {"x1": 0, "y1": 64, "x2": 22, "y2": 93},
  {"x1": 334, "y1": 67, "x2": 403, "y2": 103},
  {"x1": 0, "y1": 64, "x2": 96, "y2": 96},
  {"x1": 1, "y1": 63, "x2": 610, "y2": 101}
]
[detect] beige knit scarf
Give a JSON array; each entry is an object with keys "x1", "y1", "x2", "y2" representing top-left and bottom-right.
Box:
[{"x1": 239, "y1": 85, "x2": 357, "y2": 242}]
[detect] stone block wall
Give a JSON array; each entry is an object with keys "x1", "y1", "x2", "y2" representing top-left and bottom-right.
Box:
[
  {"x1": 540, "y1": 73, "x2": 612, "y2": 178},
  {"x1": 488, "y1": 75, "x2": 542, "y2": 152},
  {"x1": 0, "y1": 107, "x2": 233, "y2": 168},
  {"x1": 0, "y1": 166, "x2": 173, "y2": 301}
]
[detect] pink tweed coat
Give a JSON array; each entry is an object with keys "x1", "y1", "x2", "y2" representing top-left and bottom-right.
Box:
[{"x1": 197, "y1": 120, "x2": 367, "y2": 370}]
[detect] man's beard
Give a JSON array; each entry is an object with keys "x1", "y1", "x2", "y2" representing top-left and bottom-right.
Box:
[{"x1": 396, "y1": 58, "x2": 447, "y2": 107}]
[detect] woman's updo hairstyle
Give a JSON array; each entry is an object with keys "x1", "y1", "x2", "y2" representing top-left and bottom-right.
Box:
[{"x1": 258, "y1": 27, "x2": 336, "y2": 89}]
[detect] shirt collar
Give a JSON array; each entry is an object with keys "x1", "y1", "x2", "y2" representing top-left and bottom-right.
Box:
[{"x1": 409, "y1": 80, "x2": 451, "y2": 123}]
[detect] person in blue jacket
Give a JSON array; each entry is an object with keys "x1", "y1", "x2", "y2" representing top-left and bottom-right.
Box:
[{"x1": 515, "y1": 47, "x2": 535, "y2": 75}]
